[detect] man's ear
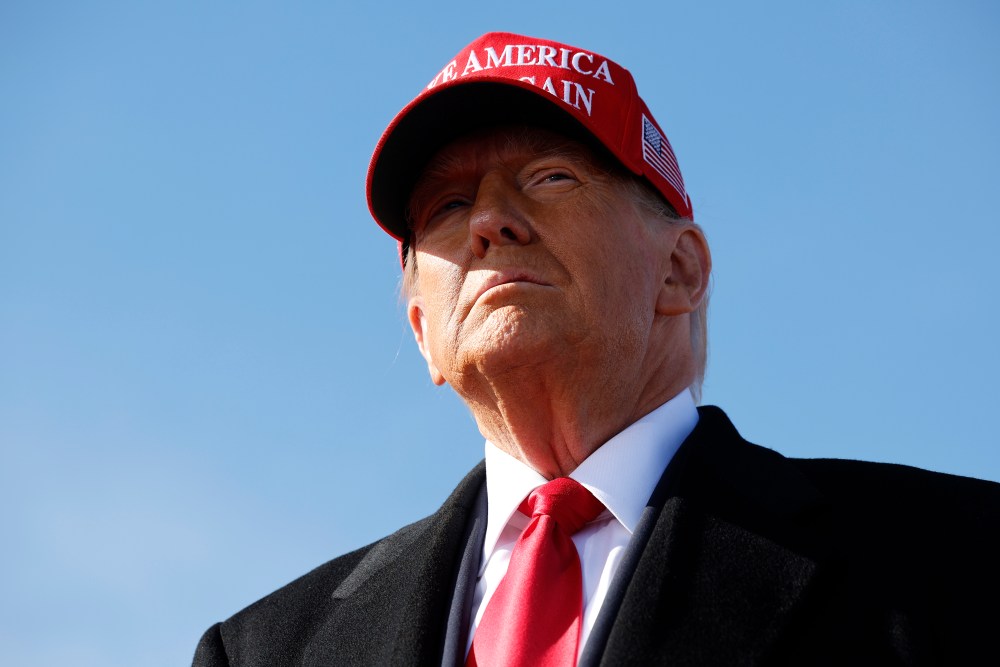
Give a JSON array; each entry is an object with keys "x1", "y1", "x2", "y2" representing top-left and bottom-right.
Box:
[
  {"x1": 407, "y1": 296, "x2": 447, "y2": 386},
  {"x1": 656, "y1": 225, "x2": 712, "y2": 316}
]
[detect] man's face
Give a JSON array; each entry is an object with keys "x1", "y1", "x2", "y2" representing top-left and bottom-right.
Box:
[{"x1": 405, "y1": 126, "x2": 678, "y2": 389}]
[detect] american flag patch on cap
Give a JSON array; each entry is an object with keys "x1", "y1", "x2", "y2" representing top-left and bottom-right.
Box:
[{"x1": 641, "y1": 114, "x2": 686, "y2": 202}]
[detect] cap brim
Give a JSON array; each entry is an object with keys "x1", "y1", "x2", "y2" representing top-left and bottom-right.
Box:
[{"x1": 367, "y1": 80, "x2": 602, "y2": 241}]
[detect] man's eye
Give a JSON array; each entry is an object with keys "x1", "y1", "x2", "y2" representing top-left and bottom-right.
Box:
[
  {"x1": 530, "y1": 170, "x2": 576, "y2": 186},
  {"x1": 422, "y1": 197, "x2": 468, "y2": 225},
  {"x1": 435, "y1": 198, "x2": 468, "y2": 215}
]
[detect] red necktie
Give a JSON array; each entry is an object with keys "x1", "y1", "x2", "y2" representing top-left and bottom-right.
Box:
[{"x1": 467, "y1": 477, "x2": 605, "y2": 667}]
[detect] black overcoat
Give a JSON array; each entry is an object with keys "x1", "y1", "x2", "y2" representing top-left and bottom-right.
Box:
[{"x1": 194, "y1": 407, "x2": 1000, "y2": 665}]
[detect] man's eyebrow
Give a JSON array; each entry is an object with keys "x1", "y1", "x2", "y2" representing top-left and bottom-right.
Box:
[
  {"x1": 422, "y1": 146, "x2": 591, "y2": 185},
  {"x1": 524, "y1": 147, "x2": 592, "y2": 166},
  {"x1": 409, "y1": 138, "x2": 601, "y2": 209},
  {"x1": 414, "y1": 151, "x2": 470, "y2": 190},
  {"x1": 408, "y1": 165, "x2": 464, "y2": 221},
  {"x1": 503, "y1": 132, "x2": 594, "y2": 165}
]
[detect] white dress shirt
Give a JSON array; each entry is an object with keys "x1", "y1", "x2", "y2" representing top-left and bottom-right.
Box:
[{"x1": 465, "y1": 389, "x2": 699, "y2": 661}]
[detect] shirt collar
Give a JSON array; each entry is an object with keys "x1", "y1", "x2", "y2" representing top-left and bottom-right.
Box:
[{"x1": 481, "y1": 389, "x2": 699, "y2": 561}]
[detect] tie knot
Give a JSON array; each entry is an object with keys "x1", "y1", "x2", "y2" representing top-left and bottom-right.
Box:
[{"x1": 519, "y1": 477, "x2": 604, "y2": 535}]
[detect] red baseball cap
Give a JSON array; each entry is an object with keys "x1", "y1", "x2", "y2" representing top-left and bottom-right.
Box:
[{"x1": 366, "y1": 32, "x2": 692, "y2": 244}]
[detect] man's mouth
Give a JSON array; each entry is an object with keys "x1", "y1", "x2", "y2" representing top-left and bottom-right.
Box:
[{"x1": 474, "y1": 271, "x2": 550, "y2": 303}]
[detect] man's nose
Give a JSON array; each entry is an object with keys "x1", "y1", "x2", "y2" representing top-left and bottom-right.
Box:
[{"x1": 468, "y1": 174, "x2": 533, "y2": 259}]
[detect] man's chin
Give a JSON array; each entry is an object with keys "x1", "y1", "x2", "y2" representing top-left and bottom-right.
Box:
[{"x1": 462, "y1": 324, "x2": 566, "y2": 376}]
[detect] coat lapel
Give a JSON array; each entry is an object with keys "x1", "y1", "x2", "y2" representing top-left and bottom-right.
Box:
[
  {"x1": 303, "y1": 463, "x2": 485, "y2": 667},
  {"x1": 599, "y1": 407, "x2": 828, "y2": 666},
  {"x1": 299, "y1": 408, "x2": 828, "y2": 666}
]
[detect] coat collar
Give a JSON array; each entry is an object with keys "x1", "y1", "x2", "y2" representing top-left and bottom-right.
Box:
[
  {"x1": 304, "y1": 462, "x2": 486, "y2": 667},
  {"x1": 303, "y1": 406, "x2": 831, "y2": 666},
  {"x1": 597, "y1": 406, "x2": 829, "y2": 666}
]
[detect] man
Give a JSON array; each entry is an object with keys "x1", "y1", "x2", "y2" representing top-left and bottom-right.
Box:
[{"x1": 194, "y1": 32, "x2": 1000, "y2": 666}]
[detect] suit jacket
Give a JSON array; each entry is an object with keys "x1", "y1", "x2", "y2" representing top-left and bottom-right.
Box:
[{"x1": 193, "y1": 407, "x2": 1000, "y2": 666}]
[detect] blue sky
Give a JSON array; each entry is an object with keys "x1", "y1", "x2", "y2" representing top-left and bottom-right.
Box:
[{"x1": 2, "y1": 1, "x2": 998, "y2": 664}]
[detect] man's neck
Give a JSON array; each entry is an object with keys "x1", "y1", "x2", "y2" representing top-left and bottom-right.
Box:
[{"x1": 461, "y1": 366, "x2": 693, "y2": 479}]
